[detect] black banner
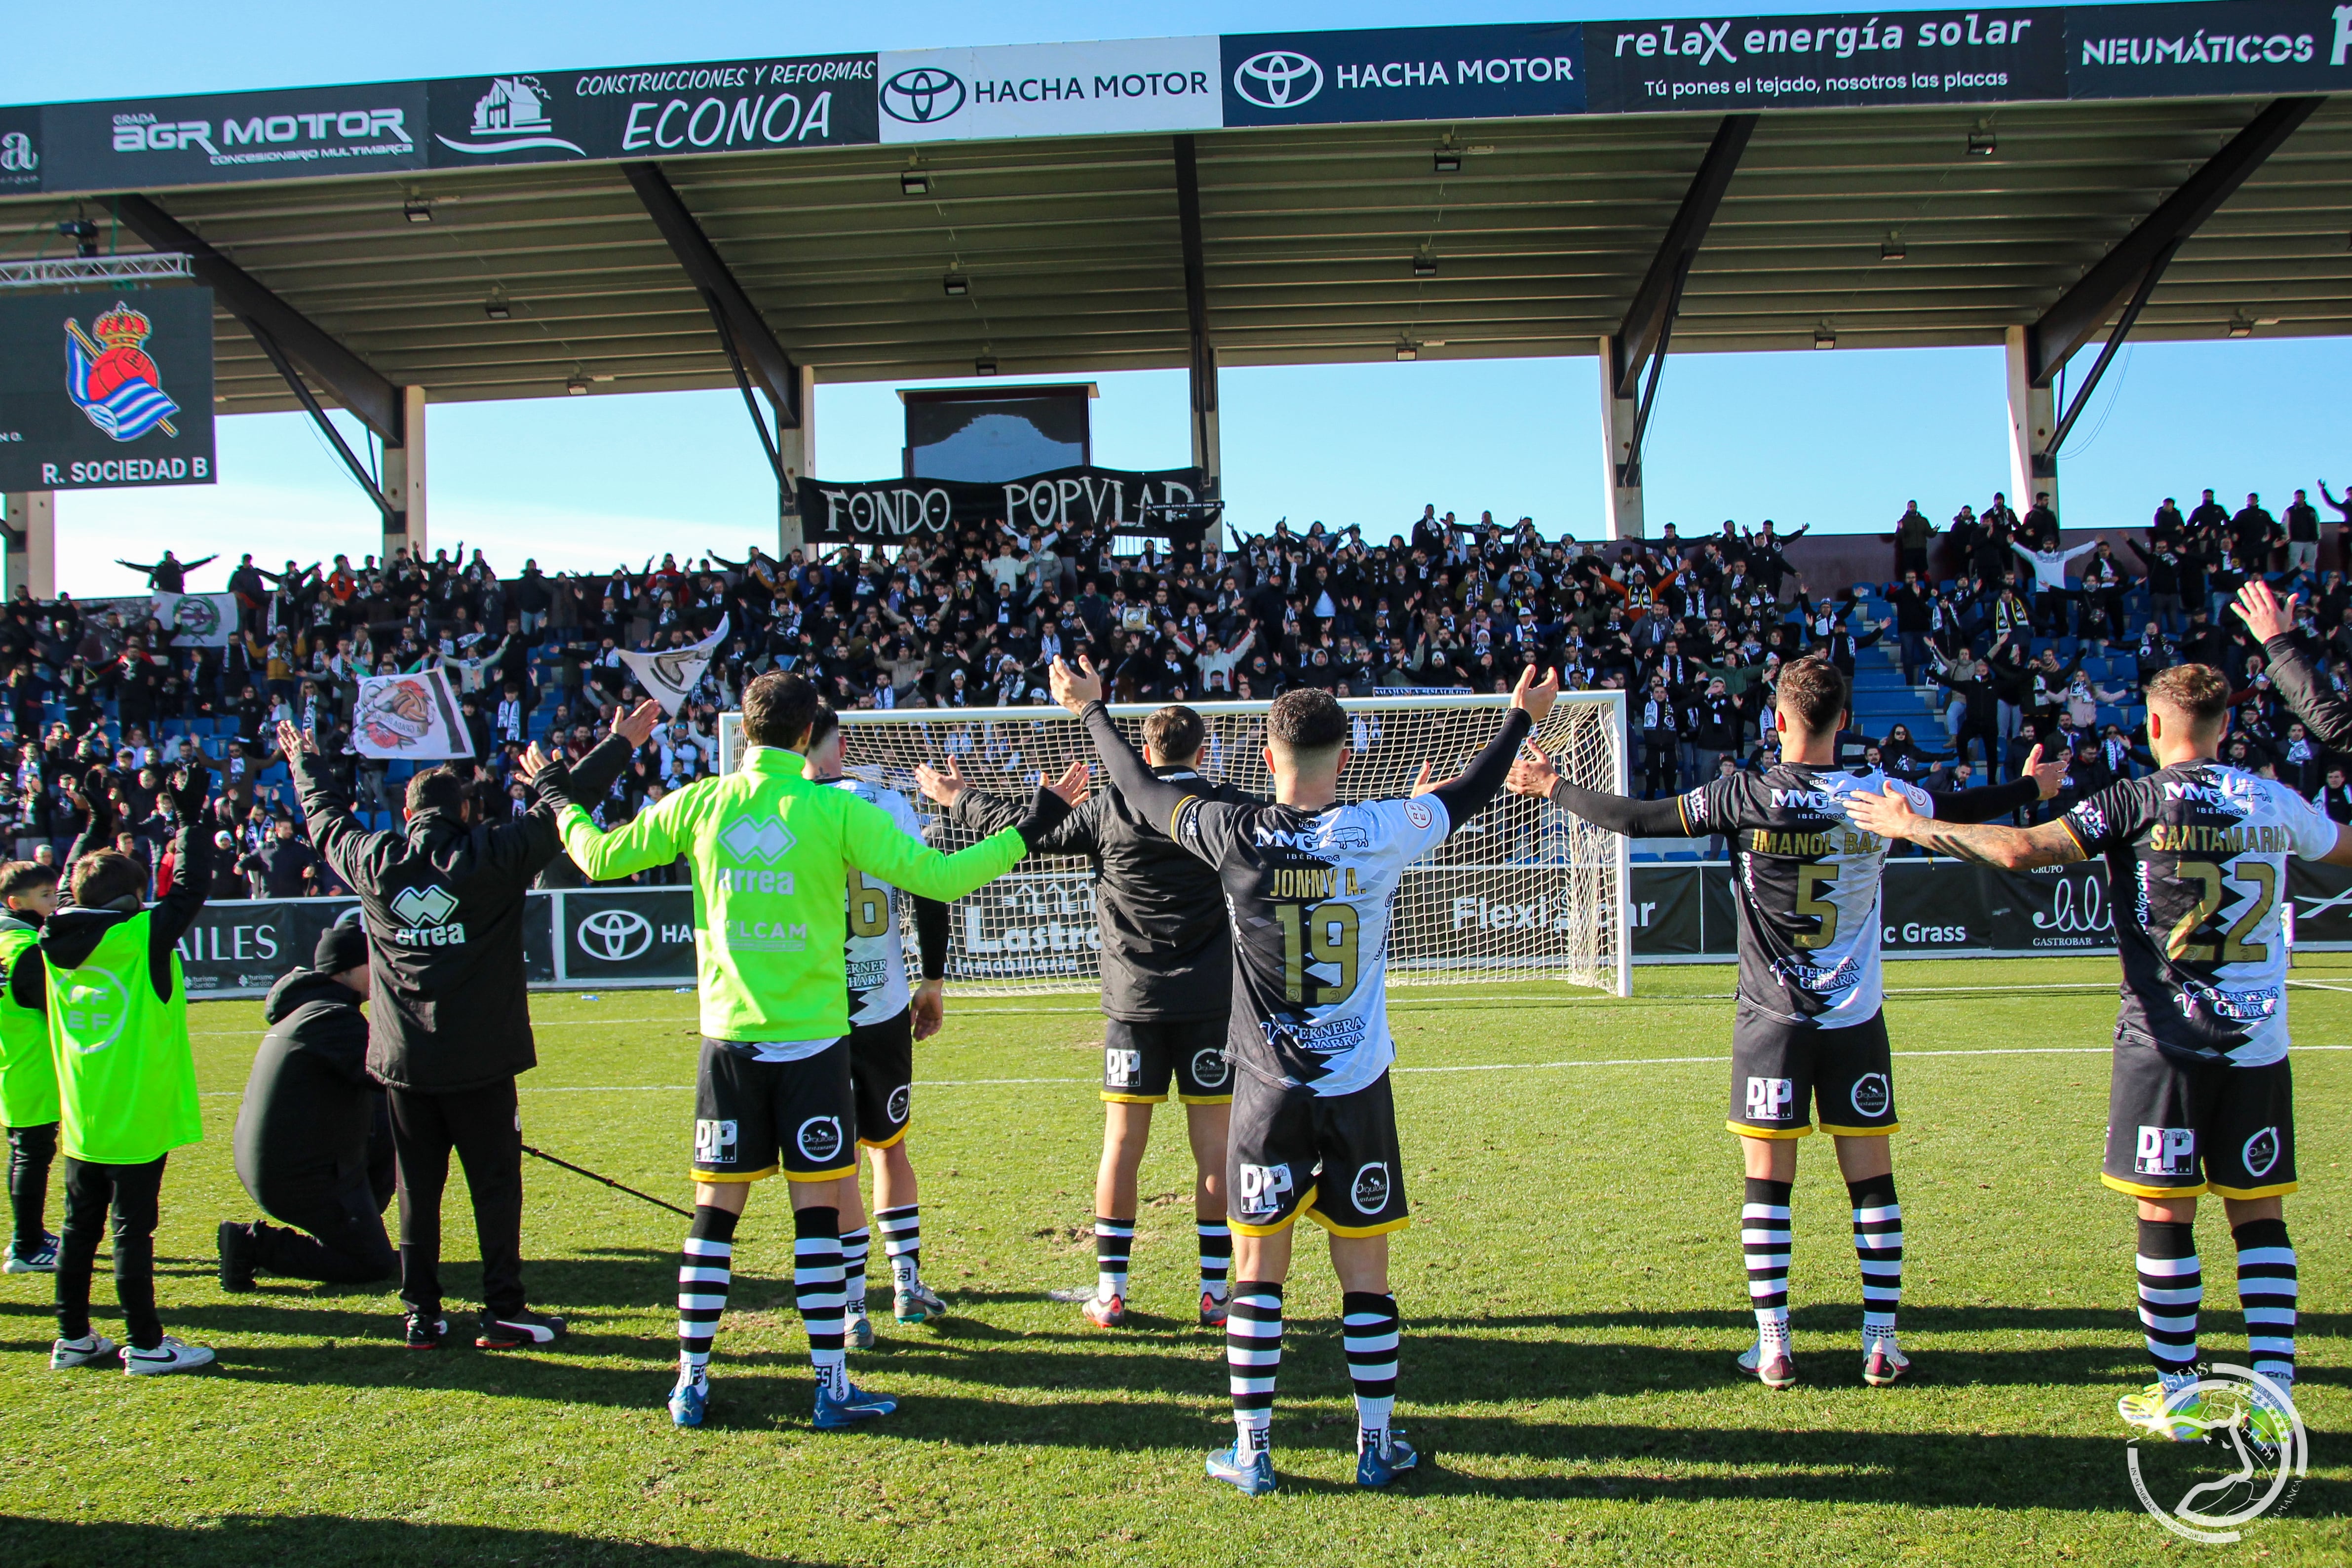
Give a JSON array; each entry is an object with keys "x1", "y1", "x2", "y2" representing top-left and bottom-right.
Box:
[
  {"x1": 556, "y1": 887, "x2": 696, "y2": 984},
  {"x1": 0, "y1": 287, "x2": 215, "y2": 493},
  {"x1": 1584, "y1": 8, "x2": 2066, "y2": 113},
  {"x1": 426, "y1": 56, "x2": 877, "y2": 170},
  {"x1": 2067, "y1": 2, "x2": 2352, "y2": 98},
  {"x1": 40, "y1": 82, "x2": 428, "y2": 192},
  {"x1": 798, "y1": 465, "x2": 1206, "y2": 545},
  {"x1": 0, "y1": 105, "x2": 39, "y2": 196},
  {"x1": 1220, "y1": 24, "x2": 1584, "y2": 127}
]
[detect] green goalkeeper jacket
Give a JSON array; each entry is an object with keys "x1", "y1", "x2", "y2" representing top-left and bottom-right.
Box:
[{"x1": 557, "y1": 746, "x2": 1033, "y2": 1044}]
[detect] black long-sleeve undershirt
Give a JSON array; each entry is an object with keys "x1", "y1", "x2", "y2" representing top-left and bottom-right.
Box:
[
  {"x1": 2262, "y1": 633, "x2": 2352, "y2": 752},
  {"x1": 913, "y1": 895, "x2": 947, "y2": 981},
  {"x1": 1546, "y1": 773, "x2": 2043, "y2": 837}
]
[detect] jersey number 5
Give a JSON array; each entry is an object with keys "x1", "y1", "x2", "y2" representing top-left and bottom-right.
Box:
[
  {"x1": 1794, "y1": 864, "x2": 1840, "y2": 951},
  {"x1": 848, "y1": 871, "x2": 892, "y2": 938},
  {"x1": 2166, "y1": 859, "x2": 2277, "y2": 964},
  {"x1": 1275, "y1": 902, "x2": 1361, "y2": 1005}
]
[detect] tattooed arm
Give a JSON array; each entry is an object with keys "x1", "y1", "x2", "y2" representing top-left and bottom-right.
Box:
[{"x1": 1844, "y1": 786, "x2": 2088, "y2": 869}]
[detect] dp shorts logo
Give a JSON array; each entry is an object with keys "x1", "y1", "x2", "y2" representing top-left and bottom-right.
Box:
[
  {"x1": 1850, "y1": 1072, "x2": 1891, "y2": 1119},
  {"x1": 1106, "y1": 1047, "x2": 1142, "y2": 1086},
  {"x1": 1745, "y1": 1075, "x2": 1796, "y2": 1120},
  {"x1": 886, "y1": 1084, "x2": 912, "y2": 1125},
  {"x1": 1190, "y1": 1047, "x2": 1231, "y2": 1089},
  {"x1": 2243, "y1": 1126, "x2": 2281, "y2": 1179},
  {"x1": 1234, "y1": 1161, "x2": 1294, "y2": 1219},
  {"x1": 2136, "y1": 1125, "x2": 2197, "y2": 1177},
  {"x1": 797, "y1": 1116, "x2": 845, "y2": 1164},
  {"x1": 695, "y1": 1118, "x2": 738, "y2": 1163},
  {"x1": 1351, "y1": 1161, "x2": 1390, "y2": 1213}
]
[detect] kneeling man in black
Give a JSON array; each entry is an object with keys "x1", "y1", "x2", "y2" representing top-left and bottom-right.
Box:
[{"x1": 218, "y1": 921, "x2": 396, "y2": 1290}]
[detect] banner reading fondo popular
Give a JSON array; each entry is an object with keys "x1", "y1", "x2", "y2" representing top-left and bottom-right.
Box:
[{"x1": 797, "y1": 465, "x2": 1207, "y2": 543}]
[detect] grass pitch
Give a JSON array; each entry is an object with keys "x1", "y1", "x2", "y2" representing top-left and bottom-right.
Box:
[{"x1": 2, "y1": 955, "x2": 2349, "y2": 1567}]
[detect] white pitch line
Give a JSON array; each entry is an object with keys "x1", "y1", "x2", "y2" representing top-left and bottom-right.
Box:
[{"x1": 197, "y1": 1043, "x2": 2352, "y2": 1099}]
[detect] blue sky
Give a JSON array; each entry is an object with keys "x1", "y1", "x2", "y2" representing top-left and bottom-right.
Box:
[{"x1": 7, "y1": 0, "x2": 2345, "y2": 592}]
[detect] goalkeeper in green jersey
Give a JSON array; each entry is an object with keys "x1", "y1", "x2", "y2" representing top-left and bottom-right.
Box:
[{"x1": 524, "y1": 672, "x2": 1080, "y2": 1430}]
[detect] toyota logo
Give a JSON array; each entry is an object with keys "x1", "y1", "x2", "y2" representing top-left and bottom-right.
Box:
[
  {"x1": 577, "y1": 908, "x2": 653, "y2": 962},
  {"x1": 1233, "y1": 50, "x2": 1322, "y2": 110},
  {"x1": 882, "y1": 67, "x2": 966, "y2": 124}
]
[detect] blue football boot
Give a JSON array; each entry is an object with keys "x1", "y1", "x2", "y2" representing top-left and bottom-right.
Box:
[
  {"x1": 668, "y1": 1370, "x2": 709, "y2": 1428},
  {"x1": 1205, "y1": 1442, "x2": 1277, "y2": 1496},
  {"x1": 814, "y1": 1378, "x2": 898, "y2": 1429},
  {"x1": 1356, "y1": 1430, "x2": 1419, "y2": 1488}
]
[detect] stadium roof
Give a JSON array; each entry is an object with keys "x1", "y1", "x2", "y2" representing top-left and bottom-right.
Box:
[{"x1": 1, "y1": 6, "x2": 2347, "y2": 423}]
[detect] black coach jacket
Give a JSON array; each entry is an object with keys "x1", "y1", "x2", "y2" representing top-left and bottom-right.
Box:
[
  {"x1": 233, "y1": 967, "x2": 384, "y2": 1208},
  {"x1": 953, "y1": 763, "x2": 1255, "y2": 1023},
  {"x1": 290, "y1": 737, "x2": 632, "y2": 1094}
]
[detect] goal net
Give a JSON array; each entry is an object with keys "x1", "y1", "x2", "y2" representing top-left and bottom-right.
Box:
[{"x1": 719, "y1": 692, "x2": 1629, "y2": 997}]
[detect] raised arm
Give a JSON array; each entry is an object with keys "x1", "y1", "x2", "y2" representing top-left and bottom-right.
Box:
[
  {"x1": 1048, "y1": 655, "x2": 1199, "y2": 832},
  {"x1": 2235, "y1": 581, "x2": 2352, "y2": 749},
  {"x1": 1425, "y1": 704, "x2": 1534, "y2": 832},
  {"x1": 1505, "y1": 746, "x2": 1693, "y2": 836},
  {"x1": 840, "y1": 789, "x2": 1060, "y2": 902},
  {"x1": 1845, "y1": 787, "x2": 2086, "y2": 869}
]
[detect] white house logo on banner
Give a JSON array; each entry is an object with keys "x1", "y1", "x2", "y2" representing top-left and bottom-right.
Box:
[
  {"x1": 877, "y1": 38, "x2": 1222, "y2": 142},
  {"x1": 1234, "y1": 50, "x2": 1325, "y2": 108},
  {"x1": 436, "y1": 76, "x2": 586, "y2": 156}
]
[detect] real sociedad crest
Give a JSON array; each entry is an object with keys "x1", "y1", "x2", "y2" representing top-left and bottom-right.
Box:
[{"x1": 64, "y1": 302, "x2": 179, "y2": 442}]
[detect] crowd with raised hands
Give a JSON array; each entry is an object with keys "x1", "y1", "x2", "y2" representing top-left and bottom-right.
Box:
[{"x1": 4, "y1": 478, "x2": 2349, "y2": 888}]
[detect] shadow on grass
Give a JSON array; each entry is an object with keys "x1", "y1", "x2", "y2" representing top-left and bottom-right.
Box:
[{"x1": 0, "y1": 1514, "x2": 846, "y2": 1568}]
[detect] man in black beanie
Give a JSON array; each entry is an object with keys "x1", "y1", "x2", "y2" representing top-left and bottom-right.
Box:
[{"x1": 217, "y1": 919, "x2": 396, "y2": 1290}]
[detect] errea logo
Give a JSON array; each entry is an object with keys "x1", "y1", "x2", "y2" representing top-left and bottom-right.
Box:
[
  {"x1": 720, "y1": 817, "x2": 796, "y2": 863},
  {"x1": 387, "y1": 884, "x2": 465, "y2": 947}
]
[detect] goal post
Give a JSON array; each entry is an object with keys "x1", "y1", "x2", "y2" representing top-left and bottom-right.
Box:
[{"x1": 718, "y1": 691, "x2": 1631, "y2": 997}]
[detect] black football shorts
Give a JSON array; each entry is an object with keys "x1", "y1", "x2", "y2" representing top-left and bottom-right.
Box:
[
  {"x1": 1101, "y1": 1016, "x2": 1234, "y2": 1105},
  {"x1": 849, "y1": 1010, "x2": 915, "y2": 1149},
  {"x1": 2101, "y1": 1037, "x2": 2296, "y2": 1200},
  {"x1": 1226, "y1": 1070, "x2": 1408, "y2": 1238},
  {"x1": 692, "y1": 1036, "x2": 857, "y2": 1185},
  {"x1": 1727, "y1": 1006, "x2": 1898, "y2": 1139}
]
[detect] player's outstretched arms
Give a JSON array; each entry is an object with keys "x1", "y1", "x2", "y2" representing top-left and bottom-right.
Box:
[
  {"x1": 2236, "y1": 581, "x2": 2352, "y2": 750},
  {"x1": 1053, "y1": 655, "x2": 1200, "y2": 831},
  {"x1": 1924, "y1": 743, "x2": 2063, "y2": 823},
  {"x1": 1509, "y1": 743, "x2": 1693, "y2": 837},
  {"x1": 1421, "y1": 664, "x2": 1551, "y2": 831},
  {"x1": 843, "y1": 771, "x2": 1080, "y2": 902},
  {"x1": 1846, "y1": 787, "x2": 2085, "y2": 869}
]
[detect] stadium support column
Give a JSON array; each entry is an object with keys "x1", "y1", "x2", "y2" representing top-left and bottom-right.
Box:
[
  {"x1": 1601, "y1": 115, "x2": 1755, "y2": 544},
  {"x1": 1599, "y1": 342, "x2": 1645, "y2": 540},
  {"x1": 2004, "y1": 326, "x2": 2056, "y2": 519},
  {"x1": 778, "y1": 363, "x2": 815, "y2": 559},
  {"x1": 1174, "y1": 135, "x2": 1219, "y2": 497},
  {"x1": 381, "y1": 385, "x2": 427, "y2": 564},
  {"x1": 2, "y1": 492, "x2": 55, "y2": 599}
]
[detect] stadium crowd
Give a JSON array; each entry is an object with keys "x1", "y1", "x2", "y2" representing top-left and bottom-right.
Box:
[{"x1": 4, "y1": 479, "x2": 2350, "y2": 895}]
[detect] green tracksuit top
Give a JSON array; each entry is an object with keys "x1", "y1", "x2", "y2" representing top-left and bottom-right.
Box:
[
  {"x1": 559, "y1": 746, "x2": 1027, "y2": 1043},
  {"x1": 0, "y1": 917, "x2": 54, "y2": 1128},
  {"x1": 47, "y1": 912, "x2": 199, "y2": 1165}
]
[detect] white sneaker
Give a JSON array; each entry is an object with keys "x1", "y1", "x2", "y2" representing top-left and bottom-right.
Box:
[
  {"x1": 50, "y1": 1333, "x2": 117, "y2": 1370},
  {"x1": 1862, "y1": 1332, "x2": 1910, "y2": 1387},
  {"x1": 121, "y1": 1336, "x2": 216, "y2": 1376}
]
